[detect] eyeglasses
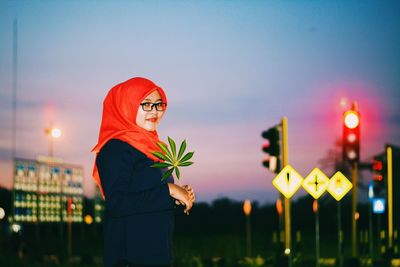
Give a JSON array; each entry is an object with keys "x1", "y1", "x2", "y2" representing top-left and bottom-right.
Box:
[{"x1": 140, "y1": 102, "x2": 167, "y2": 112}]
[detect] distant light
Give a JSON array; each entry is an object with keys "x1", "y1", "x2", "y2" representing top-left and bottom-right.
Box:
[
  {"x1": 0, "y1": 208, "x2": 5, "y2": 220},
  {"x1": 344, "y1": 111, "x2": 359, "y2": 129},
  {"x1": 11, "y1": 224, "x2": 21, "y2": 233},
  {"x1": 312, "y1": 200, "x2": 318, "y2": 213},
  {"x1": 340, "y1": 98, "x2": 348, "y2": 109},
  {"x1": 368, "y1": 183, "x2": 374, "y2": 199},
  {"x1": 373, "y1": 198, "x2": 385, "y2": 214},
  {"x1": 284, "y1": 248, "x2": 291, "y2": 255},
  {"x1": 276, "y1": 199, "x2": 283, "y2": 216},
  {"x1": 355, "y1": 212, "x2": 360, "y2": 221},
  {"x1": 84, "y1": 215, "x2": 93, "y2": 225},
  {"x1": 243, "y1": 200, "x2": 252, "y2": 216},
  {"x1": 51, "y1": 128, "x2": 62, "y2": 138}
]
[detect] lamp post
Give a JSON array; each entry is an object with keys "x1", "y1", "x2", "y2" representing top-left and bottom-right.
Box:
[
  {"x1": 0, "y1": 207, "x2": 5, "y2": 242},
  {"x1": 0, "y1": 207, "x2": 4, "y2": 220},
  {"x1": 44, "y1": 126, "x2": 62, "y2": 157},
  {"x1": 276, "y1": 198, "x2": 283, "y2": 247},
  {"x1": 368, "y1": 183, "x2": 374, "y2": 260},
  {"x1": 313, "y1": 200, "x2": 320, "y2": 267},
  {"x1": 67, "y1": 197, "x2": 74, "y2": 260},
  {"x1": 243, "y1": 200, "x2": 252, "y2": 257}
]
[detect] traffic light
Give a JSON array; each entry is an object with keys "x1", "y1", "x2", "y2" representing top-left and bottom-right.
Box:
[
  {"x1": 342, "y1": 103, "x2": 360, "y2": 164},
  {"x1": 372, "y1": 154, "x2": 387, "y2": 197},
  {"x1": 262, "y1": 126, "x2": 281, "y2": 173}
]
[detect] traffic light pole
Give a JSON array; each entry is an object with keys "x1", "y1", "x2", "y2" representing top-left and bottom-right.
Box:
[
  {"x1": 351, "y1": 162, "x2": 358, "y2": 258},
  {"x1": 282, "y1": 117, "x2": 292, "y2": 267},
  {"x1": 337, "y1": 201, "x2": 343, "y2": 267},
  {"x1": 387, "y1": 146, "x2": 393, "y2": 251}
]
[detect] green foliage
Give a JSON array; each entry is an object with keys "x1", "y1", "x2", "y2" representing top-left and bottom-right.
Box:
[
  {"x1": 238, "y1": 256, "x2": 266, "y2": 267},
  {"x1": 151, "y1": 137, "x2": 194, "y2": 181}
]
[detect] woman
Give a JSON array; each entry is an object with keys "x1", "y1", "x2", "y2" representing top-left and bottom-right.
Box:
[{"x1": 91, "y1": 77, "x2": 195, "y2": 267}]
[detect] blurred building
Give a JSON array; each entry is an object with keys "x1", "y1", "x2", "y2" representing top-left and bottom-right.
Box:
[
  {"x1": 12, "y1": 157, "x2": 84, "y2": 225},
  {"x1": 94, "y1": 186, "x2": 105, "y2": 224}
]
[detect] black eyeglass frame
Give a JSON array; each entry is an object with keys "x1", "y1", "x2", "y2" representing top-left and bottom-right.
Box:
[{"x1": 139, "y1": 102, "x2": 167, "y2": 112}]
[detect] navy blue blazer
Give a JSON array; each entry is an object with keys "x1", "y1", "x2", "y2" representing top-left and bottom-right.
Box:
[{"x1": 96, "y1": 139, "x2": 175, "y2": 267}]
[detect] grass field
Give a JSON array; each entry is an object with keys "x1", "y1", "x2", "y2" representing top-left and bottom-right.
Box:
[{"x1": 0, "y1": 229, "x2": 388, "y2": 267}]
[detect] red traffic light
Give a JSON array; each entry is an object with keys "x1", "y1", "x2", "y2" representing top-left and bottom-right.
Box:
[
  {"x1": 344, "y1": 110, "x2": 360, "y2": 129},
  {"x1": 372, "y1": 159, "x2": 383, "y2": 171},
  {"x1": 371, "y1": 154, "x2": 386, "y2": 197},
  {"x1": 262, "y1": 143, "x2": 270, "y2": 153},
  {"x1": 261, "y1": 127, "x2": 280, "y2": 156},
  {"x1": 261, "y1": 126, "x2": 281, "y2": 173},
  {"x1": 342, "y1": 103, "x2": 360, "y2": 163}
]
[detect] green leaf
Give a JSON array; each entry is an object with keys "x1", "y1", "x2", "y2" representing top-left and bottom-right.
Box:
[
  {"x1": 178, "y1": 161, "x2": 193, "y2": 167},
  {"x1": 151, "y1": 151, "x2": 170, "y2": 162},
  {"x1": 161, "y1": 167, "x2": 174, "y2": 181},
  {"x1": 179, "y1": 152, "x2": 194, "y2": 163},
  {"x1": 168, "y1": 136, "x2": 177, "y2": 159},
  {"x1": 151, "y1": 162, "x2": 172, "y2": 168},
  {"x1": 177, "y1": 140, "x2": 187, "y2": 161},
  {"x1": 156, "y1": 142, "x2": 173, "y2": 161},
  {"x1": 174, "y1": 167, "x2": 181, "y2": 180}
]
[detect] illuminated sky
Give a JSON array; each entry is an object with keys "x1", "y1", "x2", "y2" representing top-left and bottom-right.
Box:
[{"x1": 0, "y1": 1, "x2": 399, "y2": 203}]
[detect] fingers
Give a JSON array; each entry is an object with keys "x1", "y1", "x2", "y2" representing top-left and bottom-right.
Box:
[
  {"x1": 183, "y1": 185, "x2": 195, "y2": 202},
  {"x1": 171, "y1": 184, "x2": 195, "y2": 215},
  {"x1": 183, "y1": 191, "x2": 193, "y2": 215},
  {"x1": 184, "y1": 185, "x2": 195, "y2": 215},
  {"x1": 184, "y1": 185, "x2": 192, "y2": 192}
]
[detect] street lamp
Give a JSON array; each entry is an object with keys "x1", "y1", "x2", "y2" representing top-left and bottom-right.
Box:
[
  {"x1": 0, "y1": 207, "x2": 4, "y2": 242},
  {"x1": 313, "y1": 200, "x2": 320, "y2": 267},
  {"x1": 84, "y1": 215, "x2": 93, "y2": 225},
  {"x1": 243, "y1": 200, "x2": 252, "y2": 257},
  {"x1": 51, "y1": 128, "x2": 62, "y2": 138},
  {"x1": 44, "y1": 126, "x2": 62, "y2": 157},
  {"x1": 0, "y1": 207, "x2": 5, "y2": 220}
]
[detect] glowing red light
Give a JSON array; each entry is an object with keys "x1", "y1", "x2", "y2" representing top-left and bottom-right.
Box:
[
  {"x1": 344, "y1": 111, "x2": 359, "y2": 129},
  {"x1": 372, "y1": 160, "x2": 383, "y2": 171},
  {"x1": 262, "y1": 143, "x2": 270, "y2": 151}
]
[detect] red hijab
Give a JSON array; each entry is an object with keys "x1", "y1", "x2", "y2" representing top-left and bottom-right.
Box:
[{"x1": 91, "y1": 77, "x2": 168, "y2": 198}]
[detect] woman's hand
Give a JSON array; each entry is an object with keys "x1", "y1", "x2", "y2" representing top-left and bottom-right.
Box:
[
  {"x1": 182, "y1": 185, "x2": 195, "y2": 204},
  {"x1": 167, "y1": 183, "x2": 193, "y2": 214},
  {"x1": 175, "y1": 185, "x2": 196, "y2": 210}
]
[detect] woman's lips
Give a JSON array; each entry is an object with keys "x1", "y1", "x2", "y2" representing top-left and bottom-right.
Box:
[{"x1": 146, "y1": 118, "x2": 157, "y2": 123}]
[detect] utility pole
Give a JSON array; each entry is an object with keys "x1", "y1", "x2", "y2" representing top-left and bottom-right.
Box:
[
  {"x1": 351, "y1": 162, "x2": 358, "y2": 257},
  {"x1": 387, "y1": 146, "x2": 393, "y2": 252},
  {"x1": 282, "y1": 117, "x2": 292, "y2": 267}
]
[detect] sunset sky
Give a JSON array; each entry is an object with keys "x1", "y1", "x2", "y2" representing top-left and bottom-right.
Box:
[{"x1": 1, "y1": 1, "x2": 399, "y2": 204}]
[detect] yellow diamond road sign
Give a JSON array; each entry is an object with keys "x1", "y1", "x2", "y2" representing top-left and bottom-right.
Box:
[
  {"x1": 272, "y1": 165, "x2": 304, "y2": 199},
  {"x1": 327, "y1": 171, "x2": 353, "y2": 201},
  {"x1": 302, "y1": 168, "x2": 330, "y2": 199}
]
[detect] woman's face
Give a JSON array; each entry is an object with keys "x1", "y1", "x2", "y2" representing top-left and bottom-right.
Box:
[{"x1": 136, "y1": 90, "x2": 165, "y2": 131}]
